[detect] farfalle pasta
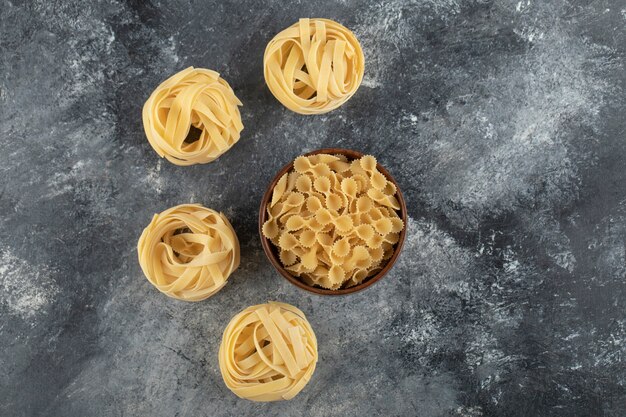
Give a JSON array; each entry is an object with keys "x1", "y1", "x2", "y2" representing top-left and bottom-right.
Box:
[
  {"x1": 264, "y1": 18, "x2": 365, "y2": 114},
  {"x1": 143, "y1": 67, "x2": 244, "y2": 166},
  {"x1": 138, "y1": 204, "x2": 240, "y2": 301},
  {"x1": 262, "y1": 154, "x2": 404, "y2": 289},
  {"x1": 219, "y1": 302, "x2": 317, "y2": 402}
]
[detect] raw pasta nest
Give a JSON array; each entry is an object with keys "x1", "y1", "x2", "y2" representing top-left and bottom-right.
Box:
[
  {"x1": 137, "y1": 204, "x2": 240, "y2": 301},
  {"x1": 142, "y1": 67, "x2": 244, "y2": 166},
  {"x1": 219, "y1": 302, "x2": 317, "y2": 402},
  {"x1": 262, "y1": 153, "x2": 405, "y2": 289},
  {"x1": 264, "y1": 18, "x2": 364, "y2": 115}
]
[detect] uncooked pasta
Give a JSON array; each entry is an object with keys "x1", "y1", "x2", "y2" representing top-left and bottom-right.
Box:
[
  {"x1": 138, "y1": 204, "x2": 240, "y2": 301},
  {"x1": 219, "y1": 302, "x2": 317, "y2": 401},
  {"x1": 264, "y1": 18, "x2": 364, "y2": 114},
  {"x1": 143, "y1": 67, "x2": 244, "y2": 166},
  {"x1": 262, "y1": 154, "x2": 404, "y2": 289}
]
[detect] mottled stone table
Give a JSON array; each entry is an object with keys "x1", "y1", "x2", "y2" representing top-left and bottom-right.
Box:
[{"x1": 1, "y1": 1, "x2": 625, "y2": 416}]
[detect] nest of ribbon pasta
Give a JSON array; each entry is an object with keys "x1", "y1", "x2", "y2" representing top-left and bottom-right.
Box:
[
  {"x1": 219, "y1": 302, "x2": 318, "y2": 402},
  {"x1": 264, "y1": 18, "x2": 365, "y2": 114},
  {"x1": 142, "y1": 67, "x2": 244, "y2": 166},
  {"x1": 137, "y1": 204, "x2": 240, "y2": 301}
]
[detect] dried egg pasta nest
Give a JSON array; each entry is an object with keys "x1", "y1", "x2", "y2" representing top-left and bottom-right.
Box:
[
  {"x1": 262, "y1": 154, "x2": 404, "y2": 289},
  {"x1": 143, "y1": 67, "x2": 243, "y2": 166},
  {"x1": 219, "y1": 302, "x2": 317, "y2": 402},
  {"x1": 138, "y1": 204, "x2": 240, "y2": 301},
  {"x1": 264, "y1": 18, "x2": 364, "y2": 114}
]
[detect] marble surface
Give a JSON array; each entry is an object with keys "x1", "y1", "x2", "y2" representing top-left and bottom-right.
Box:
[{"x1": 1, "y1": 0, "x2": 625, "y2": 416}]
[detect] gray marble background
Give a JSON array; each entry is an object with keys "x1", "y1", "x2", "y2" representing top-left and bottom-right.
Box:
[{"x1": 1, "y1": 0, "x2": 625, "y2": 416}]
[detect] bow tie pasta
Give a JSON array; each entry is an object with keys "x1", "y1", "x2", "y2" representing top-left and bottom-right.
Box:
[{"x1": 262, "y1": 154, "x2": 405, "y2": 289}]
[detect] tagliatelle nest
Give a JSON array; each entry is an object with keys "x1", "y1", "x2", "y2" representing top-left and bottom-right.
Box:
[
  {"x1": 137, "y1": 204, "x2": 240, "y2": 301},
  {"x1": 219, "y1": 302, "x2": 317, "y2": 402},
  {"x1": 264, "y1": 18, "x2": 365, "y2": 114},
  {"x1": 142, "y1": 67, "x2": 244, "y2": 166}
]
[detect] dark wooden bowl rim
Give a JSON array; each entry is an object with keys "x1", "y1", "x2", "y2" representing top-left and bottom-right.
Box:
[{"x1": 258, "y1": 148, "x2": 408, "y2": 296}]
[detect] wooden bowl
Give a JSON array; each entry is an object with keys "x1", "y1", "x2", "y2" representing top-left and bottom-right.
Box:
[{"x1": 259, "y1": 148, "x2": 408, "y2": 295}]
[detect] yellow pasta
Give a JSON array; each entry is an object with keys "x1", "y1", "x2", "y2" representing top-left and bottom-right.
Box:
[
  {"x1": 264, "y1": 18, "x2": 365, "y2": 115},
  {"x1": 219, "y1": 302, "x2": 317, "y2": 402},
  {"x1": 143, "y1": 67, "x2": 244, "y2": 166},
  {"x1": 137, "y1": 204, "x2": 240, "y2": 301},
  {"x1": 263, "y1": 154, "x2": 404, "y2": 289}
]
